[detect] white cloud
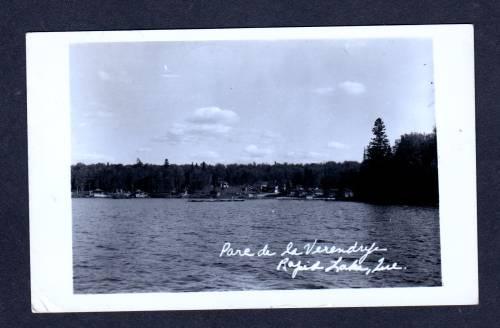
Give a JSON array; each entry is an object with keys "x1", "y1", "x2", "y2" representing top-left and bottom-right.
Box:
[
  {"x1": 244, "y1": 144, "x2": 273, "y2": 158},
  {"x1": 137, "y1": 147, "x2": 152, "y2": 153},
  {"x1": 313, "y1": 86, "x2": 335, "y2": 95},
  {"x1": 187, "y1": 107, "x2": 239, "y2": 125},
  {"x1": 167, "y1": 122, "x2": 232, "y2": 137},
  {"x1": 327, "y1": 141, "x2": 349, "y2": 149},
  {"x1": 189, "y1": 123, "x2": 232, "y2": 135},
  {"x1": 154, "y1": 107, "x2": 238, "y2": 144},
  {"x1": 338, "y1": 81, "x2": 366, "y2": 95}
]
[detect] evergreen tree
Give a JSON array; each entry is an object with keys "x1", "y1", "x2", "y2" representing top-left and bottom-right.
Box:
[
  {"x1": 359, "y1": 118, "x2": 393, "y2": 203},
  {"x1": 366, "y1": 118, "x2": 391, "y2": 162}
]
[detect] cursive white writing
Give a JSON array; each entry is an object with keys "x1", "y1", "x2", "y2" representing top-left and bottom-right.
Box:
[{"x1": 218, "y1": 240, "x2": 406, "y2": 279}]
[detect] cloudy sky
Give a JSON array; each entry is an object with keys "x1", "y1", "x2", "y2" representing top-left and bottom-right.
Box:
[{"x1": 70, "y1": 38, "x2": 435, "y2": 165}]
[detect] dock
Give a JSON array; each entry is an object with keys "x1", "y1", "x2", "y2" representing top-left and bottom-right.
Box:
[
  {"x1": 276, "y1": 197, "x2": 336, "y2": 201},
  {"x1": 187, "y1": 198, "x2": 245, "y2": 202}
]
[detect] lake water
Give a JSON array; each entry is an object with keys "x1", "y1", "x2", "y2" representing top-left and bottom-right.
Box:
[{"x1": 73, "y1": 198, "x2": 441, "y2": 293}]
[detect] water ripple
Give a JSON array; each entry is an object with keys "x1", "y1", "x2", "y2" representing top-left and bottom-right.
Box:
[{"x1": 73, "y1": 199, "x2": 441, "y2": 293}]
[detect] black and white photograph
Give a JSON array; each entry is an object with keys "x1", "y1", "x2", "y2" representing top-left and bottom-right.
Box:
[
  {"x1": 70, "y1": 38, "x2": 440, "y2": 293},
  {"x1": 26, "y1": 25, "x2": 477, "y2": 311}
]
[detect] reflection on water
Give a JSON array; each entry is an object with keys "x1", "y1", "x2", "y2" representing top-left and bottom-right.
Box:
[{"x1": 72, "y1": 199, "x2": 441, "y2": 293}]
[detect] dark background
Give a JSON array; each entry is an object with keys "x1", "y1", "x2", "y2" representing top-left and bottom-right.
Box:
[{"x1": 1, "y1": 1, "x2": 498, "y2": 327}]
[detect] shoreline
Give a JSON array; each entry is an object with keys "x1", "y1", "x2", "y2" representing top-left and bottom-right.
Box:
[{"x1": 70, "y1": 195, "x2": 439, "y2": 208}]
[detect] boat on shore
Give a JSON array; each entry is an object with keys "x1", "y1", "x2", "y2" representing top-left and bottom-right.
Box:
[
  {"x1": 91, "y1": 189, "x2": 112, "y2": 198},
  {"x1": 134, "y1": 190, "x2": 150, "y2": 198},
  {"x1": 111, "y1": 191, "x2": 132, "y2": 199}
]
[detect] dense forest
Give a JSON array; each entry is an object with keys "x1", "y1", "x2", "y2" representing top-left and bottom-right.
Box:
[
  {"x1": 71, "y1": 118, "x2": 438, "y2": 206},
  {"x1": 358, "y1": 119, "x2": 438, "y2": 206}
]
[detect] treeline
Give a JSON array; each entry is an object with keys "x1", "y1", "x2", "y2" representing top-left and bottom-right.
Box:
[
  {"x1": 71, "y1": 160, "x2": 361, "y2": 195},
  {"x1": 71, "y1": 118, "x2": 438, "y2": 206}
]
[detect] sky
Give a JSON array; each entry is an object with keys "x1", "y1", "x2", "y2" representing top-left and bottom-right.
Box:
[{"x1": 70, "y1": 38, "x2": 435, "y2": 165}]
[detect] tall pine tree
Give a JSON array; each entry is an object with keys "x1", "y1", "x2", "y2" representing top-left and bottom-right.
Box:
[
  {"x1": 359, "y1": 118, "x2": 393, "y2": 203},
  {"x1": 365, "y1": 118, "x2": 391, "y2": 162}
]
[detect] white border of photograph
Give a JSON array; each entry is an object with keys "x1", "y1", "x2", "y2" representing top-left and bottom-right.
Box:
[{"x1": 27, "y1": 25, "x2": 477, "y2": 312}]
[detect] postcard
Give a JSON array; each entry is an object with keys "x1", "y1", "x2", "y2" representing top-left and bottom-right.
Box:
[{"x1": 27, "y1": 25, "x2": 477, "y2": 312}]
